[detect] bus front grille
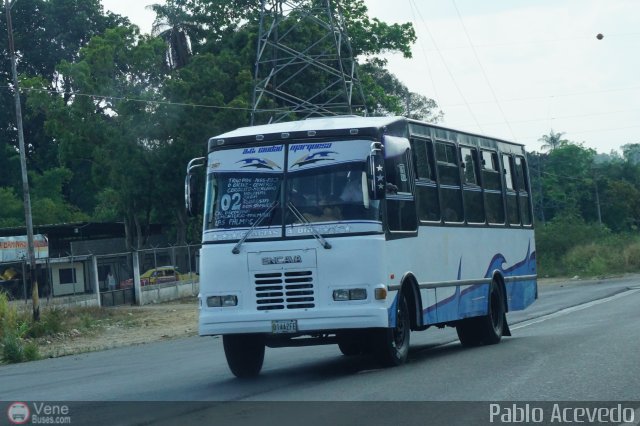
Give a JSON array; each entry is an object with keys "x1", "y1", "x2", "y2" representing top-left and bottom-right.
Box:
[{"x1": 254, "y1": 270, "x2": 315, "y2": 310}]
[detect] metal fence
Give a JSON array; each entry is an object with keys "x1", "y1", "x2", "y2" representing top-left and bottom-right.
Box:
[{"x1": 0, "y1": 245, "x2": 200, "y2": 307}]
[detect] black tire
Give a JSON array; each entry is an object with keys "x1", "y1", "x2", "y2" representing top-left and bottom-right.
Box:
[
  {"x1": 223, "y1": 334, "x2": 265, "y2": 378},
  {"x1": 337, "y1": 331, "x2": 367, "y2": 356},
  {"x1": 373, "y1": 292, "x2": 411, "y2": 366},
  {"x1": 457, "y1": 280, "x2": 506, "y2": 347}
]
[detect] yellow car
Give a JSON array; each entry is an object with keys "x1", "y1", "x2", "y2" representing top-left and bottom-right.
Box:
[
  {"x1": 121, "y1": 266, "x2": 198, "y2": 287},
  {"x1": 1, "y1": 267, "x2": 18, "y2": 281}
]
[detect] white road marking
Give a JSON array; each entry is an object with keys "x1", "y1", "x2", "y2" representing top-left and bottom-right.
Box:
[{"x1": 511, "y1": 288, "x2": 640, "y2": 331}]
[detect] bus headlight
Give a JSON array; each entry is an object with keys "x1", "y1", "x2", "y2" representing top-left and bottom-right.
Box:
[
  {"x1": 207, "y1": 295, "x2": 238, "y2": 307},
  {"x1": 333, "y1": 288, "x2": 367, "y2": 301}
]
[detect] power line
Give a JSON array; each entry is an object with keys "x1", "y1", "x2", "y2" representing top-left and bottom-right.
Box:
[
  {"x1": 7, "y1": 85, "x2": 638, "y2": 145},
  {"x1": 8, "y1": 82, "x2": 637, "y2": 118},
  {"x1": 408, "y1": 0, "x2": 484, "y2": 132},
  {"x1": 8, "y1": 84, "x2": 637, "y2": 149},
  {"x1": 519, "y1": 125, "x2": 640, "y2": 144},
  {"x1": 0, "y1": 85, "x2": 284, "y2": 113},
  {"x1": 458, "y1": 106, "x2": 640, "y2": 127},
  {"x1": 450, "y1": 0, "x2": 517, "y2": 141},
  {"x1": 407, "y1": 0, "x2": 440, "y2": 107},
  {"x1": 439, "y1": 85, "x2": 640, "y2": 109},
  {"x1": 412, "y1": 31, "x2": 640, "y2": 52}
]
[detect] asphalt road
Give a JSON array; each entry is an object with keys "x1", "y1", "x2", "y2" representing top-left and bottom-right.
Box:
[{"x1": 2, "y1": 276, "x2": 640, "y2": 425}]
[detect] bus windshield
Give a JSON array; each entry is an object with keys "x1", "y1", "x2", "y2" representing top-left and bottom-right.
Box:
[
  {"x1": 285, "y1": 162, "x2": 378, "y2": 228},
  {"x1": 204, "y1": 172, "x2": 283, "y2": 239},
  {"x1": 203, "y1": 140, "x2": 382, "y2": 241}
]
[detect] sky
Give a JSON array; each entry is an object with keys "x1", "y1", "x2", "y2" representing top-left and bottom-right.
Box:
[{"x1": 101, "y1": 0, "x2": 640, "y2": 154}]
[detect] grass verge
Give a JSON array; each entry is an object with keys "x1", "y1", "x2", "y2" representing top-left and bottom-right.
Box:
[{"x1": 0, "y1": 294, "x2": 143, "y2": 364}]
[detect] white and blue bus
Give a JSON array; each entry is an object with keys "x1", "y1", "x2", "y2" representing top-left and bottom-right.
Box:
[{"x1": 185, "y1": 116, "x2": 537, "y2": 377}]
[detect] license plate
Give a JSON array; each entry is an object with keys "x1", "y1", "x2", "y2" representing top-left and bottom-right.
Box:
[{"x1": 271, "y1": 319, "x2": 298, "y2": 334}]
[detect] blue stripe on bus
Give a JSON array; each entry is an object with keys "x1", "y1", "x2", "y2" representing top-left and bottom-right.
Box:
[
  {"x1": 387, "y1": 240, "x2": 537, "y2": 326},
  {"x1": 506, "y1": 279, "x2": 537, "y2": 310}
]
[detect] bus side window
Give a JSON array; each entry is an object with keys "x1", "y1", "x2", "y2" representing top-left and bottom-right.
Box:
[
  {"x1": 481, "y1": 150, "x2": 505, "y2": 225},
  {"x1": 386, "y1": 150, "x2": 412, "y2": 195},
  {"x1": 515, "y1": 156, "x2": 532, "y2": 225},
  {"x1": 436, "y1": 141, "x2": 463, "y2": 223},
  {"x1": 503, "y1": 154, "x2": 519, "y2": 225},
  {"x1": 386, "y1": 149, "x2": 418, "y2": 232},
  {"x1": 411, "y1": 138, "x2": 440, "y2": 222},
  {"x1": 460, "y1": 146, "x2": 484, "y2": 224}
]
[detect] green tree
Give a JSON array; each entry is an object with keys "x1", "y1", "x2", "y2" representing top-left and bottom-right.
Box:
[
  {"x1": 538, "y1": 129, "x2": 568, "y2": 152},
  {"x1": 360, "y1": 59, "x2": 442, "y2": 121},
  {"x1": 29, "y1": 167, "x2": 88, "y2": 225},
  {"x1": 148, "y1": 0, "x2": 199, "y2": 69},
  {"x1": 0, "y1": 188, "x2": 23, "y2": 228},
  {"x1": 4, "y1": 0, "x2": 440, "y2": 247},
  {"x1": 336, "y1": 0, "x2": 416, "y2": 58},
  {"x1": 31, "y1": 25, "x2": 168, "y2": 247},
  {"x1": 540, "y1": 142, "x2": 596, "y2": 221},
  {"x1": 1, "y1": 0, "x2": 127, "y2": 174},
  {"x1": 594, "y1": 144, "x2": 640, "y2": 232},
  {"x1": 600, "y1": 180, "x2": 640, "y2": 232},
  {"x1": 155, "y1": 51, "x2": 253, "y2": 243},
  {"x1": 621, "y1": 143, "x2": 640, "y2": 165}
]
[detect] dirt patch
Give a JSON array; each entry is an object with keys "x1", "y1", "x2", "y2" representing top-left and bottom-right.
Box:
[{"x1": 36, "y1": 298, "x2": 198, "y2": 358}]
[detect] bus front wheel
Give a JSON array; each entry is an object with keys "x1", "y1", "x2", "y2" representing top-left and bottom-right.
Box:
[
  {"x1": 456, "y1": 280, "x2": 506, "y2": 347},
  {"x1": 223, "y1": 334, "x2": 265, "y2": 378},
  {"x1": 373, "y1": 293, "x2": 411, "y2": 366}
]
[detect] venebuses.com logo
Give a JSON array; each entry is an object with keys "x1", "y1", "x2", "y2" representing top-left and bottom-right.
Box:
[
  {"x1": 7, "y1": 402, "x2": 30, "y2": 424},
  {"x1": 6, "y1": 402, "x2": 72, "y2": 424}
]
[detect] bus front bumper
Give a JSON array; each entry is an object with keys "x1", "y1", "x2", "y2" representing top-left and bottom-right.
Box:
[{"x1": 198, "y1": 305, "x2": 390, "y2": 336}]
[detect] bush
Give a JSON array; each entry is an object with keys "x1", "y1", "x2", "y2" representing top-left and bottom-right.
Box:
[
  {"x1": 1, "y1": 333, "x2": 41, "y2": 364},
  {"x1": 1, "y1": 293, "x2": 45, "y2": 364},
  {"x1": 0, "y1": 292, "x2": 17, "y2": 340},
  {"x1": 536, "y1": 214, "x2": 640, "y2": 277},
  {"x1": 1, "y1": 333, "x2": 25, "y2": 364},
  {"x1": 27, "y1": 307, "x2": 65, "y2": 338},
  {"x1": 623, "y1": 242, "x2": 640, "y2": 270},
  {"x1": 536, "y1": 215, "x2": 612, "y2": 276},
  {"x1": 1, "y1": 293, "x2": 29, "y2": 339},
  {"x1": 23, "y1": 341, "x2": 41, "y2": 362},
  {"x1": 563, "y1": 243, "x2": 624, "y2": 277}
]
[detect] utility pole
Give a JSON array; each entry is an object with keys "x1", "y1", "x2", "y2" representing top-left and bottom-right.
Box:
[
  {"x1": 537, "y1": 156, "x2": 545, "y2": 224},
  {"x1": 593, "y1": 168, "x2": 602, "y2": 225},
  {"x1": 405, "y1": 92, "x2": 411, "y2": 118},
  {"x1": 5, "y1": 0, "x2": 40, "y2": 320},
  {"x1": 531, "y1": 153, "x2": 545, "y2": 225}
]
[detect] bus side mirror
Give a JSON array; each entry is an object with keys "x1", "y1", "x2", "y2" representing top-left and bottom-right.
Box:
[
  {"x1": 185, "y1": 157, "x2": 205, "y2": 217},
  {"x1": 367, "y1": 143, "x2": 386, "y2": 200},
  {"x1": 185, "y1": 173, "x2": 198, "y2": 216}
]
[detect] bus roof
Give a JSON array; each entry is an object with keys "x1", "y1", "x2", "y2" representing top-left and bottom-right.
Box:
[
  {"x1": 208, "y1": 115, "x2": 525, "y2": 150},
  {"x1": 210, "y1": 116, "x2": 403, "y2": 140}
]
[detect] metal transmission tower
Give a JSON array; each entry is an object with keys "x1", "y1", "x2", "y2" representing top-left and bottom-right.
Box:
[{"x1": 251, "y1": 0, "x2": 367, "y2": 125}]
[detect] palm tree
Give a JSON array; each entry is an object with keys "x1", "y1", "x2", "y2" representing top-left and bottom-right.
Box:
[
  {"x1": 147, "y1": 1, "x2": 197, "y2": 69},
  {"x1": 538, "y1": 130, "x2": 568, "y2": 152}
]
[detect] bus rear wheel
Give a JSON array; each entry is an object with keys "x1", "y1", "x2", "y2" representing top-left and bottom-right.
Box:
[
  {"x1": 456, "y1": 280, "x2": 506, "y2": 347},
  {"x1": 223, "y1": 334, "x2": 265, "y2": 378},
  {"x1": 373, "y1": 293, "x2": 411, "y2": 366}
]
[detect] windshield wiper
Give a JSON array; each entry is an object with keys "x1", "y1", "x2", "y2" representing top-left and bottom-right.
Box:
[
  {"x1": 287, "y1": 202, "x2": 332, "y2": 250},
  {"x1": 232, "y1": 201, "x2": 279, "y2": 254}
]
